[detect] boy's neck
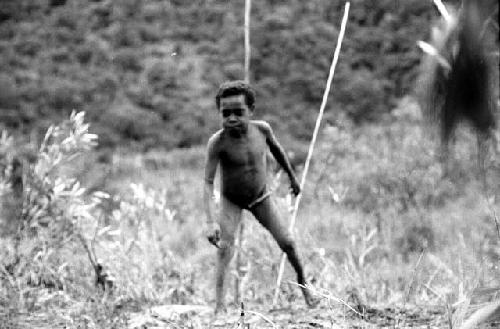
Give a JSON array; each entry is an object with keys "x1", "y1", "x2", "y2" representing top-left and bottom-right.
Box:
[{"x1": 225, "y1": 125, "x2": 248, "y2": 138}]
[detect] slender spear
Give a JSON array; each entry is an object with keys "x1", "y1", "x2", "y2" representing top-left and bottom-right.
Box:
[
  {"x1": 235, "y1": 0, "x2": 253, "y2": 306},
  {"x1": 244, "y1": 0, "x2": 251, "y2": 83},
  {"x1": 272, "y1": 1, "x2": 351, "y2": 307}
]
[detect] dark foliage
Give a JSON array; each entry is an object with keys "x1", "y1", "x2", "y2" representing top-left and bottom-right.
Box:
[{"x1": 2, "y1": 0, "x2": 493, "y2": 150}]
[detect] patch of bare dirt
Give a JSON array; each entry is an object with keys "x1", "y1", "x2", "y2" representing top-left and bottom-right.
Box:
[{"x1": 127, "y1": 303, "x2": 450, "y2": 328}]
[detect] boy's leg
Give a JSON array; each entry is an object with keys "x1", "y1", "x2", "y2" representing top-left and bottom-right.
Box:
[
  {"x1": 215, "y1": 196, "x2": 242, "y2": 313},
  {"x1": 249, "y1": 197, "x2": 316, "y2": 306}
]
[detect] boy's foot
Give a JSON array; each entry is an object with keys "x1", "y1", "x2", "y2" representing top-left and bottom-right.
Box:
[
  {"x1": 214, "y1": 304, "x2": 227, "y2": 315},
  {"x1": 301, "y1": 286, "x2": 320, "y2": 308}
]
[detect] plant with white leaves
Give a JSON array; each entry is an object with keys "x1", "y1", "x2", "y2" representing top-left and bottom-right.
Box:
[
  {"x1": 0, "y1": 131, "x2": 18, "y2": 219},
  {"x1": 0, "y1": 112, "x2": 110, "y2": 302},
  {"x1": 23, "y1": 111, "x2": 101, "y2": 237}
]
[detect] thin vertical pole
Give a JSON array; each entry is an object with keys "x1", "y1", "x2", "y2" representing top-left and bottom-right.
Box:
[
  {"x1": 235, "y1": 0, "x2": 252, "y2": 306},
  {"x1": 272, "y1": 2, "x2": 350, "y2": 306},
  {"x1": 244, "y1": 0, "x2": 251, "y2": 82}
]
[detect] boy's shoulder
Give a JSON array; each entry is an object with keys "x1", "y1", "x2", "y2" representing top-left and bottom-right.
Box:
[
  {"x1": 250, "y1": 120, "x2": 273, "y2": 133},
  {"x1": 207, "y1": 129, "x2": 224, "y2": 147},
  {"x1": 209, "y1": 129, "x2": 224, "y2": 139}
]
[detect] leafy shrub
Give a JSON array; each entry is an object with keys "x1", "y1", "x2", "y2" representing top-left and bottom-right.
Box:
[
  {"x1": 49, "y1": 0, "x2": 68, "y2": 8},
  {"x1": 113, "y1": 48, "x2": 143, "y2": 72},
  {"x1": 53, "y1": 8, "x2": 80, "y2": 31},
  {"x1": 0, "y1": 112, "x2": 104, "y2": 305},
  {"x1": 0, "y1": 132, "x2": 20, "y2": 232},
  {"x1": 0, "y1": 109, "x2": 201, "y2": 304},
  {"x1": 125, "y1": 83, "x2": 154, "y2": 109},
  {"x1": 18, "y1": 79, "x2": 44, "y2": 103},
  {"x1": 22, "y1": 112, "x2": 99, "y2": 233},
  {"x1": 75, "y1": 44, "x2": 93, "y2": 65},
  {"x1": 44, "y1": 79, "x2": 83, "y2": 112},
  {"x1": 396, "y1": 222, "x2": 435, "y2": 258},
  {"x1": 0, "y1": 112, "x2": 197, "y2": 320},
  {"x1": 0, "y1": 112, "x2": 196, "y2": 323},
  {"x1": 0, "y1": 0, "x2": 46, "y2": 22},
  {"x1": 53, "y1": 27, "x2": 78, "y2": 44},
  {"x1": 13, "y1": 38, "x2": 43, "y2": 57},
  {"x1": 223, "y1": 62, "x2": 244, "y2": 81},
  {"x1": 92, "y1": 73, "x2": 119, "y2": 105},
  {"x1": 2, "y1": 0, "x2": 497, "y2": 152},
  {"x1": 336, "y1": 69, "x2": 388, "y2": 122},
  {"x1": 138, "y1": 24, "x2": 162, "y2": 43},
  {"x1": 100, "y1": 96, "x2": 163, "y2": 145},
  {"x1": 89, "y1": 1, "x2": 113, "y2": 29},
  {"x1": 51, "y1": 47, "x2": 72, "y2": 63},
  {"x1": 145, "y1": 58, "x2": 192, "y2": 95},
  {"x1": 112, "y1": 23, "x2": 141, "y2": 48},
  {"x1": 0, "y1": 74, "x2": 17, "y2": 109}
]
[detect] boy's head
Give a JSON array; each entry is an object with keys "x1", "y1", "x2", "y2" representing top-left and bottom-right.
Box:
[
  {"x1": 215, "y1": 80, "x2": 256, "y2": 111},
  {"x1": 215, "y1": 81, "x2": 256, "y2": 134}
]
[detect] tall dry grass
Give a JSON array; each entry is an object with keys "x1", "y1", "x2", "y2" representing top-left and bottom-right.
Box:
[{"x1": 0, "y1": 102, "x2": 498, "y2": 327}]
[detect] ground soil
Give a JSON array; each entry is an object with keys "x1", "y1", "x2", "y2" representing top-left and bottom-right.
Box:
[{"x1": 127, "y1": 303, "x2": 451, "y2": 328}]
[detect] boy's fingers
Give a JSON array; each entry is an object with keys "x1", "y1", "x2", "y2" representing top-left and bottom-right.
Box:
[
  {"x1": 207, "y1": 229, "x2": 221, "y2": 247},
  {"x1": 209, "y1": 238, "x2": 222, "y2": 249},
  {"x1": 208, "y1": 235, "x2": 218, "y2": 246}
]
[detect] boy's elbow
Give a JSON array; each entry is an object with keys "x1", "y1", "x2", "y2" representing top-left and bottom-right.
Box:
[
  {"x1": 204, "y1": 175, "x2": 215, "y2": 185},
  {"x1": 272, "y1": 147, "x2": 287, "y2": 163},
  {"x1": 204, "y1": 180, "x2": 215, "y2": 196},
  {"x1": 203, "y1": 186, "x2": 213, "y2": 203}
]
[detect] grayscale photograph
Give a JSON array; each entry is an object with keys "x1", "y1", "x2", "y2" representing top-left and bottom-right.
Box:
[{"x1": 0, "y1": 0, "x2": 498, "y2": 328}]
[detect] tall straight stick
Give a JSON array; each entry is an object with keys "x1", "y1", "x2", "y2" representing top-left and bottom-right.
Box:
[
  {"x1": 272, "y1": 2, "x2": 350, "y2": 307},
  {"x1": 244, "y1": 0, "x2": 251, "y2": 82},
  {"x1": 235, "y1": 0, "x2": 252, "y2": 306}
]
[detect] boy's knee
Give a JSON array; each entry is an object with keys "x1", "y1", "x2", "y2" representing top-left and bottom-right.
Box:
[
  {"x1": 217, "y1": 239, "x2": 235, "y2": 256},
  {"x1": 217, "y1": 225, "x2": 237, "y2": 250},
  {"x1": 278, "y1": 238, "x2": 296, "y2": 253}
]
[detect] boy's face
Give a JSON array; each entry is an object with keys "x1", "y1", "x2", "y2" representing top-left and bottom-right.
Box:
[{"x1": 219, "y1": 94, "x2": 253, "y2": 133}]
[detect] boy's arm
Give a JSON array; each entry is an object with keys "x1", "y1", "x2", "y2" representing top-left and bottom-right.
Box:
[
  {"x1": 258, "y1": 121, "x2": 301, "y2": 196},
  {"x1": 203, "y1": 134, "x2": 220, "y2": 224}
]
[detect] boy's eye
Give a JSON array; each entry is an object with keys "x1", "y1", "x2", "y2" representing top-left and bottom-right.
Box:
[{"x1": 222, "y1": 109, "x2": 244, "y2": 117}]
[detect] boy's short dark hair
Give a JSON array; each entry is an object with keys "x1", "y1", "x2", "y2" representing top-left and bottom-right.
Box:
[{"x1": 215, "y1": 80, "x2": 256, "y2": 110}]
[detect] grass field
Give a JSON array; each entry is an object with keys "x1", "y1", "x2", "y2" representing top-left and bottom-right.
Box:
[{"x1": 1, "y1": 106, "x2": 499, "y2": 328}]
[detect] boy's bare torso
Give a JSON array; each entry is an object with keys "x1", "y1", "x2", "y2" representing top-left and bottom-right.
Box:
[
  {"x1": 204, "y1": 83, "x2": 313, "y2": 311},
  {"x1": 215, "y1": 121, "x2": 269, "y2": 208}
]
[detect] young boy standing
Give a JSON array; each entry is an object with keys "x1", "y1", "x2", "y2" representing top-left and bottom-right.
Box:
[{"x1": 203, "y1": 80, "x2": 315, "y2": 312}]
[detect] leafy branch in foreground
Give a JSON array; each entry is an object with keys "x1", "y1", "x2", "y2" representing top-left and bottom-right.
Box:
[
  {"x1": 1, "y1": 111, "x2": 187, "y2": 313},
  {"x1": 0, "y1": 111, "x2": 111, "y2": 299},
  {"x1": 23, "y1": 111, "x2": 98, "y2": 231}
]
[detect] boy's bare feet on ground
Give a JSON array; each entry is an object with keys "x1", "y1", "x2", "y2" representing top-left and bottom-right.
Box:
[
  {"x1": 214, "y1": 304, "x2": 227, "y2": 315},
  {"x1": 302, "y1": 287, "x2": 320, "y2": 308}
]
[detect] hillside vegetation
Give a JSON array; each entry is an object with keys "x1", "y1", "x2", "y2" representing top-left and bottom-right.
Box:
[
  {"x1": 1, "y1": 1, "x2": 499, "y2": 327},
  {"x1": 1, "y1": 110, "x2": 499, "y2": 328},
  {"x1": 0, "y1": 0, "x2": 453, "y2": 149}
]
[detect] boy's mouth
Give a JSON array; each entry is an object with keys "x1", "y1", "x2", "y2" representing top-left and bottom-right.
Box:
[
  {"x1": 224, "y1": 123, "x2": 247, "y2": 135},
  {"x1": 225, "y1": 122, "x2": 242, "y2": 128}
]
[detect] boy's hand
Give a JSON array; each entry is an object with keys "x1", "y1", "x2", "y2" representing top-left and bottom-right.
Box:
[
  {"x1": 290, "y1": 178, "x2": 301, "y2": 197},
  {"x1": 206, "y1": 222, "x2": 221, "y2": 247}
]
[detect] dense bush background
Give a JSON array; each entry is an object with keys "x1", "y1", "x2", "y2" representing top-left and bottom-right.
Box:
[
  {"x1": 0, "y1": 1, "x2": 499, "y2": 326},
  {"x1": 3, "y1": 0, "x2": 492, "y2": 150}
]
